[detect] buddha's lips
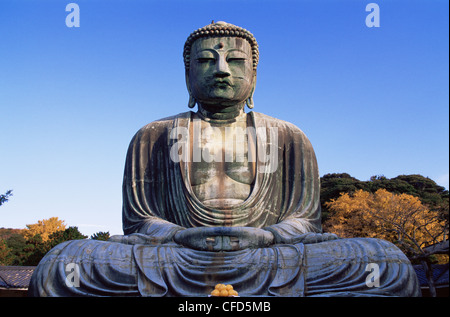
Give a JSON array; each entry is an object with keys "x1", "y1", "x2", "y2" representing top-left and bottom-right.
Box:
[{"x1": 213, "y1": 79, "x2": 232, "y2": 87}]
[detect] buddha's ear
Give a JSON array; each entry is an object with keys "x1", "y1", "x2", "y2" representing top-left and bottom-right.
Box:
[
  {"x1": 185, "y1": 71, "x2": 196, "y2": 109},
  {"x1": 246, "y1": 73, "x2": 257, "y2": 109}
]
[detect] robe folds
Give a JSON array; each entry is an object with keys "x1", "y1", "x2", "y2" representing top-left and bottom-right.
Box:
[
  {"x1": 121, "y1": 111, "x2": 323, "y2": 242},
  {"x1": 28, "y1": 111, "x2": 421, "y2": 297}
]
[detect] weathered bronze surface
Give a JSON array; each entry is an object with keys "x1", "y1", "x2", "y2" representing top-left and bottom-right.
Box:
[{"x1": 29, "y1": 21, "x2": 421, "y2": 297}]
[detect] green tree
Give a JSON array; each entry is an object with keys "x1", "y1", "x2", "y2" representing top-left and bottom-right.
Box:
[
  {"x1": 90, "y1": 231, "x2": 110, "y2": 241},
  {"x1": 320, "y1": 173, "x2": 369, "y2": 221},
  {"x1": 0, "y1": 239, "x2": 13, "y2": 265},
  {"x1": 22, "y1": 227, "x2": 88, "y2": 266},
  {"x1": 0, "y1": 190, "x2": 13, "y2": 207},
  {"x1": 368, "y1": 174, "x2": 449, "y2": 207},
  {"x1": 394, "y1": 175, "x2": 449, "y2": 210},
  {"x1": 46, "y1": 226, "x2": 87, "y2": 249},
  {"x1": 320, "y1": 173, "x2": 449, "y2": 226},
  {"x1": 5, "y1": 233, "x2": 28, "y2": 265},
  {"x1": 21, "y1": 234, "x2": 48, "y2": 266}
]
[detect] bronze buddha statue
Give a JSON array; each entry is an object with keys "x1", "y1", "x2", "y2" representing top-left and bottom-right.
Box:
[{"x1": 29, "y1": 21, "x2": 420, "y2": 297}]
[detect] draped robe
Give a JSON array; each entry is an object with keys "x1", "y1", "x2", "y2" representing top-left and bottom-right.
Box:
[{"x1": 28, "y1": 111, "x2": 421, "y2": 297}]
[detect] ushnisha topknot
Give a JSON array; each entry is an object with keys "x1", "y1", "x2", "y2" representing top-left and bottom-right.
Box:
[{"x1": 183, "y1": 21, "x2": 259, "y2": 71}]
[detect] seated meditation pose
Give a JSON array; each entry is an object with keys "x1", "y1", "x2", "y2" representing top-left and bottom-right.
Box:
[{"x1": 29, "y1": 21, "x2": 420, "y2": 297}]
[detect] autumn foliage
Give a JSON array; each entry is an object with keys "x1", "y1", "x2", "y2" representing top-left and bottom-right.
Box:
[
  {"x1": 323, "y1": 189, "x2": 448, "y2": 262},
  {"x1": 0, "y1": 218, "x2": 106, "y2": 265},
  {"x1": 23, "y1": 217, "x2": 66, "y2": 242}
]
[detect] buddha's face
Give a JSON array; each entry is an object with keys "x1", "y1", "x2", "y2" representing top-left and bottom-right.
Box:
[{"x1": 188, "y1": 37, "x2": 255, "y2": 108}]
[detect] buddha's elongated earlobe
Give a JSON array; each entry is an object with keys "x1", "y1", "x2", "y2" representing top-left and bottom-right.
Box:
[
  {"x1": 185, "y1": 71, "x2": 196, "y2": 108},
  {"x1": 246, "y1": 74, "x2": 257, "y2": 109},
  {"x1": 246, "y1": 96, "x2": 254, "y2": 109},
  {"x1": 188, "y1": 94, "x2": 196, "y2": 108}
]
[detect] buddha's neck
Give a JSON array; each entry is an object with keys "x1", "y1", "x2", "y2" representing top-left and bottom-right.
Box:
[{"x1": 197, "y1": 103, "x2": 245, "y2": 123}]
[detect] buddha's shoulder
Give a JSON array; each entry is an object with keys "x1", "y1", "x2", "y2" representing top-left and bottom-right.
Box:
[
  {"x1": 135, "y1": 111, "x2": 192, "y2": 134},
  {"x1": 252, "y1": 111, "x2": 306, "y2": 135}
]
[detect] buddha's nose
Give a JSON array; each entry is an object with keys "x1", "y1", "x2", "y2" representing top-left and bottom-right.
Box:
[{"x1": 214, "y1": 56, "x2": 231, "y2": 77}]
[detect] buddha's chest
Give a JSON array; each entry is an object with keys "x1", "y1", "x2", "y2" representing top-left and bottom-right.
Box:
[{"x1": 188, "y1": 119, "x2": 256, "y2": 206}]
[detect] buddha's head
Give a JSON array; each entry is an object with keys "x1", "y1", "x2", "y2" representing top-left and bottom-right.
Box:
[{"x1": 183, "y1": 21, "x2": 259, "y2": 111}]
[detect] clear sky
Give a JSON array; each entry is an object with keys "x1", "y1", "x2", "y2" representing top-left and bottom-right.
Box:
[{"x1": 1, "y1": 0, "x2": 448, "y2": 237}]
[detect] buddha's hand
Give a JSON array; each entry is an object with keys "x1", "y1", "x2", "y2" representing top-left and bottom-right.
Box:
[{"x1": 173, "y1": 226, "x2": 275, "y2": 251}]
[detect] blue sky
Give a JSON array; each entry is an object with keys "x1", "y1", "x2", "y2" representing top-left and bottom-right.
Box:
[{"x1": 1, "y1": 0, "x2": 448, "y2": 237}]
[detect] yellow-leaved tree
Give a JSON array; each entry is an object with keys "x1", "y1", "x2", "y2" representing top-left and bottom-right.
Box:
[
  {"x1": 23, "y1": 217, "x2": 66, "y2": 242},
  {"x1": 323, "y1": 189, "x2": 448, "y2": 297},
  {"x1": 323, "y1": 189, "x2": 447, "y2": 260}
]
